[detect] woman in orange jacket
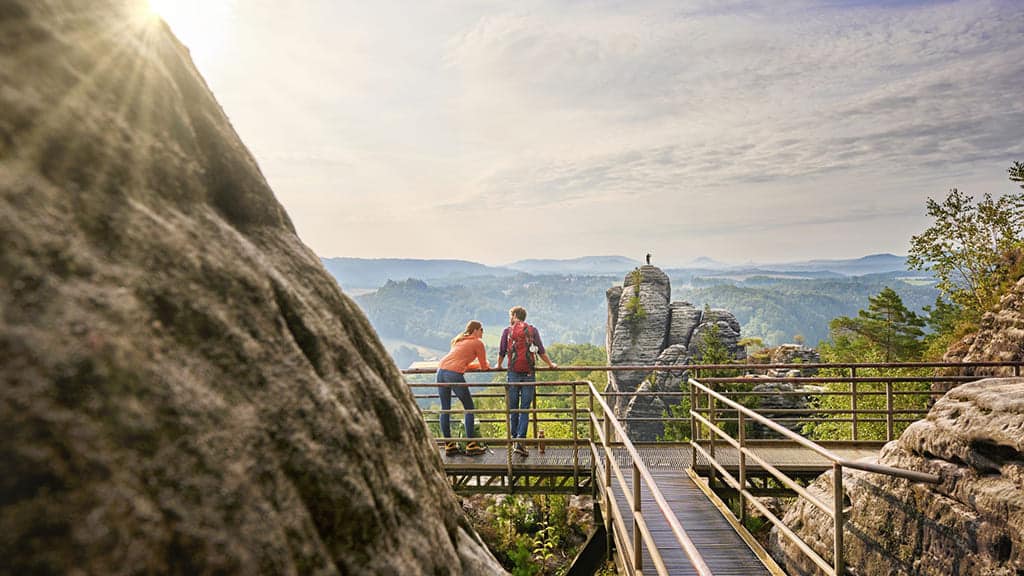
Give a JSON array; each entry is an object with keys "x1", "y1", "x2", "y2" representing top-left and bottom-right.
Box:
[{"x1": 437, "y1": 320, "x2": 490, "y2": 456}]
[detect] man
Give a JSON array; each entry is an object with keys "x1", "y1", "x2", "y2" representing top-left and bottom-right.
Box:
[{"x1": 497, "y1": 306, "x2": 557, "y2": 457}]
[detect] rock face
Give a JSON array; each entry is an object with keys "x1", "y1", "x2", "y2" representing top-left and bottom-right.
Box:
[
  {"x1": 605, "y1": 266, "x2": 744, "y2": 439},
  {"x1": 941, "y1": 277, "x2": 1024, "y2": 391},
  {"x1": 0, "y1": 2, "x2": 502, "y2": 574},
  {"x1": 769, "y1": 378, "x2": 1024, "y2": 575},
  {"x1": 747, "y1": 380, "x2": 822, "y2": 439},
  {"x1": 769, "y1": 344, "x2": 821, "y2": 374}
]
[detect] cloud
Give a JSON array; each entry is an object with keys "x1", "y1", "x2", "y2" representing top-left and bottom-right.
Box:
[{"x1": 203, "y1": 0, "x2": 1024, "y2": 261}]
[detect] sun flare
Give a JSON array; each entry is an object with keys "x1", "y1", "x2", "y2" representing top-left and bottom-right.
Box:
[{"x1": 143, "y1": 0, "x2": 234, "y2": 68}]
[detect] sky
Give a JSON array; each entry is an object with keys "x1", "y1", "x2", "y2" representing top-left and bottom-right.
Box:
[{"x1": 152, "y1": 0, "x2": 1024, "y2": 266}]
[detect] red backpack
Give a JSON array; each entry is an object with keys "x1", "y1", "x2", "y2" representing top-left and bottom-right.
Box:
[{"x1": 508, "y1": 322, "x2": 537, "y2": 373}]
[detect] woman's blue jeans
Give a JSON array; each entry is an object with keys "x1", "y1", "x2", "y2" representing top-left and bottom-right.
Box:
[
  {"x1": 437, "y1": 369, "x2": 475, "y2": 439},
  {"x1": 507, "y1": 370, "x2": 536, "y2": 439}
]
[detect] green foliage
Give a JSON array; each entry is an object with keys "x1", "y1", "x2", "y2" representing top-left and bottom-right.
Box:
[
  {"x1": 827, "y1": 287, "x2": 925, "y2": 362},
  {"x1": 623, "y1": 268, "x2": 647, "y2": 334},
  {"x1": 472, "y1": 494, "x2": 590, "y2": 576},
  {"x1": 802, "y1": 364, "x2": 932, "y2": 441},
  {"x1": 676, "y1": 276, "x2": 937, "y2": 347},
  {"x1": 811, "y1": 289, "x2": 934, "y2": 440},
  {"x1": 357, "y1": 272, "x2": 940, "y2": 354},
  {"x1": 1010, "y1": 161, "x2": 1024, "y2": 189},
  {"x1": 662, "y1": 325, "x2": 749, "y2": 441},
  {"x1": 907, "y1": 177, "x2": 1024, "y2": 317}
]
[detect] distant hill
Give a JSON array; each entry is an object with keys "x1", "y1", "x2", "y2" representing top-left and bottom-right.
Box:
[
  {"x1": 506, "y1": 255, "x2": 641, "y2": 275},
  {"x1": 322, "y1": 253, "x2": 910, "y2": 290},
  {"x1": 321, "y1": 257, "x2": 515, "y2": 289},
  {"x1": 760, "y1": 253, "x2": 908, "y2": 276}
]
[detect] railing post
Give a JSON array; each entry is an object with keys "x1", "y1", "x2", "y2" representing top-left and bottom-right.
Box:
[
  {"x1": 1015, "y1": 364, "x2": 1021, "y2": 377},
  {"x1": 604, "y1": 412, "x2": 612, "y2": 494},
  {"x1": 689, "y1": 377, "x2": 698, "y2": 473},
  {"x1": 505, "y1": 381, "x2": 512, "y2": 489},
  {"x1": 738, "y1": 411, "x2": 747, "y2": 525},
  {"x1": 708, "y1": 382, "x2": 717, "y2": 490},
  {"x1": 532, "y1": 381, "x2": 539, "y2": 445},
  {"x1": 833, "y1": 462, "x2": 845, "y2": 576},
  {"x1": 850, "y1": 367, "x2": 858, "y2": 441},
  {"x1": 633, "y1": 463, "x2": 642, "y2": 573},
  {"x1": 603, "y1": 411, "x2": 612, "y2": 562},
  {"x1": 572, "y1": 382, "x2": 579, "y2": 488},
  {"x1": 885, "y1": 381, "x2": 894, "y2": 442}
]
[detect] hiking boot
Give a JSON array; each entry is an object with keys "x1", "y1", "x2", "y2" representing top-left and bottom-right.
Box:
[
  {"x1": 513, "y1": 442, "x2": 529, "y2": 457},
  {"x1": 464, "y1": 441, "x2": 486, "y2": 456},
  {"x1": 444, "y1": 442, "x2": 459, "y2": 456}
]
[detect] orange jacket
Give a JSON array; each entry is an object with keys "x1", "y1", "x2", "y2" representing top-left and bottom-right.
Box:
[{"x1": 439, "y1": 338, "x2": 490, "y2": 373}]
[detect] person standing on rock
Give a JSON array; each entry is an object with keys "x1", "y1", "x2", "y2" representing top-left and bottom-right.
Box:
[
  {"x1": 437, "y1": 320, "x2": 490, "y2": 456},
  {"x1": 497, "y1": 306, "x2": 557, "y2": 457}
]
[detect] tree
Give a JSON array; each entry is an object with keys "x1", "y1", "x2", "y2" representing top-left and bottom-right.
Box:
[
  {"x1": 907, "y1": 165, "x2": 1024, "y2": 316},
  {"x1": 827, "y1": 287, "x2": 925, "y2": 362},
  {"x1": 1010, "y1": 161, "x2": 1024, "y2": 189}
]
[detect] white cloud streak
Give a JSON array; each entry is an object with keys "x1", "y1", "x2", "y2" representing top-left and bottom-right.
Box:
[{"x1": 192, "y1": 0, "x2": 1024, "y2": 264}]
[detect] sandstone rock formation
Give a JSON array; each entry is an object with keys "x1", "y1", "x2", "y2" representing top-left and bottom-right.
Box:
[
  {"x1": 769, "y1": 378, "x2": 1024, "y2": 575},
  {"x1": 605, "y1": 266, "x2": 745, "y2": 439},
  {"x1": 941, "y1": 277, "x2": 1024, "y2": 391},
  {"x1": 0, "y1": 2, "x2": 502, "y2": 573},
  {"x1": 747, "y1": 380, "x2": 823, "y2": 439},
  {"x1": 769, "y1": 344, "x2": 821, "y2": 376}
]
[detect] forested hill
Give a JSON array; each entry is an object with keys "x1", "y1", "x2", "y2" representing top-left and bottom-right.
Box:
[{"x1": 347, "y1": 271, "x2": 939, "y2": 361}]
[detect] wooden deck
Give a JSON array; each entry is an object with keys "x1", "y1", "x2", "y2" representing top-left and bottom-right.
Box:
[
  {"x1": 605, "y1": 467, "x2": 780, "y2": 575},
  {"x1": 442, "y1": 441, "x2": 881, "y2": 573}
]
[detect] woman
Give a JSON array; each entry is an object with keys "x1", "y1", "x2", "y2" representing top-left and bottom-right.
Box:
[{"x1": 437, "y1": 320, "x2": 490, "y2": 456}]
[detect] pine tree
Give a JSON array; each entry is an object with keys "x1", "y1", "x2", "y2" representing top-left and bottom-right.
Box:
[{"x1": 828, "y1": 287, "x2": 925, "y2": 362}]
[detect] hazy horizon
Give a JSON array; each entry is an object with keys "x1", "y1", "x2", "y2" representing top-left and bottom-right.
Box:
[{"x1": 153, "y1": 0, "x2": 1024, "y2": 264}]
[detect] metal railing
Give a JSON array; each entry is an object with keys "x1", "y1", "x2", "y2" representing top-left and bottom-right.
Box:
[
  {"x1": 585, "y1": 380, "x2": 713, "y2": 576},
  {"x1": 404, "y1": 373, "x2": 715, "y2": 575},
  {"x1": 689, "y1": 377, "x2": 941, "y2": 576},
  {"x1": 402, "y1": 361, "x2": 1020, "y2": 574}
]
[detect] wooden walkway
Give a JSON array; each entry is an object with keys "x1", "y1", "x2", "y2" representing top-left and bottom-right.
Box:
[
  {"x1": 442, "y1": 441, "x2": 881, "y2": 574},
  {"x1": 606, "y1": 467, "x2": 776, "y2": 575}
]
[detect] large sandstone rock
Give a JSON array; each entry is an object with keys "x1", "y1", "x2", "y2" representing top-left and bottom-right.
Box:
[
  {"x1": 0, "y1": 2, "x2": 502, "y2": 574},
  {"x1": 941, "y1": 277, "x2": 1024, "y2": 390},
  {"x1": 687, "y1": 308, "x2": 746, "y2": 361},
  {"x1": 624, "y1": 344, "x2": 692, "y2": 440},
  {"x1": 769, "y1": 378, "x2": 1024, "y2": 575},
  {"x1": 607, "y1": 266, "x2": 671, "y2": 411},
  {"x1": 667, "y1": 302, "x2": 702, "y2": 348},
  {"x1": 604, "y1": 267, "x2": 747, "y2": 439},
  {"x1": 769, "y1": 344, "x2": 821, "y2": 375}
]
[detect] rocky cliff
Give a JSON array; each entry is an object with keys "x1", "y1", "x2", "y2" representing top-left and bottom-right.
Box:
[
  {"x1": 0, "y1": 1, "x2": 502, "y2": 573},
  {"x1": 769, "y1": 378, "x2": 1024, "y2": 575},
  {"x1": 605, "y1": 265, "x2": 745, "y2": 440},
  {"x1": 942, "y1": 277, "x2": 1024, "y2": 388}
]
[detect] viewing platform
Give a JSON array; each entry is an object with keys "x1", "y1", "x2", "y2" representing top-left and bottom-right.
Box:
[{"x1": 404, "y1": 361, "x2": 1021, "y2": 575}]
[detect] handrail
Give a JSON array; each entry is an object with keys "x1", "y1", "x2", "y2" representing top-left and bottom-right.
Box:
[
  {"x1": 401, "y1": 360, "x2": 1024, "y2": 375},
  {"x1": 689, "y1": 376, "x2": 940, "y2": 575},
  {"x1": 688, "y1": 378, "x2": 940, "y2": 484},
  {"x1": 586, "y1": 381, "x2": 714, "y2": 576}
]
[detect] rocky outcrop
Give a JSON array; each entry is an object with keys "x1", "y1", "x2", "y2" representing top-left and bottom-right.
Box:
[
  {"x1": 770, "y1": 344, "x2": 821, "y2": 375},
  {"x1": 608, "y1": 266, "x2": 672, "y2": 389},
  {"x1": 747, "y1": 380, "x2": 823, "y2": 439},
  {"x1": 668, "y1": 301, "x2": 703, "y2": 348},
  {"x1": 941, "y1": 277, "x2": 1024, "y2": 390},
  {"x1": 769, "y1": 378, "x2": 1024, "y2": 575},
  {"x1": 605, "y1": 266, "x2": 744, "y2": 439},
  {"x1": 0, "y1": 2, "x2": 502, "y2": 574}
]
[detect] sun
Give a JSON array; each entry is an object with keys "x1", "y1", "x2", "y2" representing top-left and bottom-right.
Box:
[{"x1": 142, "y1": 0, "x2": 234, "y2": 68}]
